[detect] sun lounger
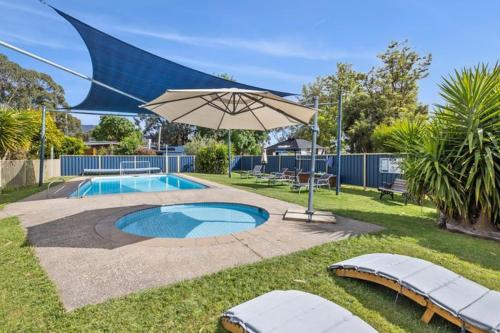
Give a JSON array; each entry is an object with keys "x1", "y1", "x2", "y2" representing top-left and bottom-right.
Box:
[
  {"x1": 221, "y1": 290, "x2": 377, "y2": 333},
  {"x1": 256, "y1": 168, "x2": 289, "y2": 184},
  {"x1": 329, "y1": 253, "x2": 500, "y2": 333},
  {"x1": 241, "y1": 165, "x2": 263, "y2": 178},
  {"x1": 268, "y1": 169, "x2": 301, "y2": 185}
]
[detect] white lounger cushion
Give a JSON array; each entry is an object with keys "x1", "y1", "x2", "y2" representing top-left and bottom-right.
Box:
[
  {"x1": 223, "y1": 290, "x2": 377, "y2": 333},
  {"x1": 459, "y1": 291, "x2": 500, "y2": 333},
  {"x1": 428, "y1": 277, "x2": 489, "y2": 315},
  {"x1": 330, "y1": 253, "x2": 500, "y2": 332}
]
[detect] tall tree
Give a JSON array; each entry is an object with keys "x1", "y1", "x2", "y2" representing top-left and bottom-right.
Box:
[
  {"x1": 294, "y1": 41, "x2": 431, "y2": 153},
  {"x1": 0, "y1": 54, "x2": 81, "y2": 135},
  {"x1": 374, "y1": 40, "x2": 431, "y2": 117},
  {"x1": 91, "y1": 116, "x2": 138, "y2": 141},
  {"x1": 142, "y1": 117, "x2": 194, "y2": 146}
]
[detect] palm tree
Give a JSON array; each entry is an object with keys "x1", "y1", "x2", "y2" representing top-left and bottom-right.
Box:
[
  {"x1": 391, "y1": 64, "x2": 499, "y2": 230},
  {"x1": 0, "y1": 109, "x2": 37, "y2": 159}
]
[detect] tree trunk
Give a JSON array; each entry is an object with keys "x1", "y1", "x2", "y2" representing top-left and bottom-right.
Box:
[{"x1": 473, "y1": 211, "x2": 497, "y2": 232}]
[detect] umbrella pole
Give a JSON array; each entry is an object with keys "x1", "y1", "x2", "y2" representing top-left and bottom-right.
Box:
[
  {"x1": 228, "y1": 129, "x2": 232, "y2": 178},
  {"x1": 306, "y1": 96, "x2": 319, "y2": 220},
  {"x1": 336, "y1": 89, "x2": 342, "y2": 195}
]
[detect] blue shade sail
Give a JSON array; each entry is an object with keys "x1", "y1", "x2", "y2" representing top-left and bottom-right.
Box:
[{"x1": 53, "y1": 7, "x2": 292, "y2": 114}]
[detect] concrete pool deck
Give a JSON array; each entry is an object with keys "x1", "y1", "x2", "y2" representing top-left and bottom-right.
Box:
[{"x1": 2, "y1": 174, "x2": 383, "y2": 310}]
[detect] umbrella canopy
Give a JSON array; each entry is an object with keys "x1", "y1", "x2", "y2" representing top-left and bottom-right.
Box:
[{"x1": 141, "y1": 88, "x2": 315, "y2": 130}]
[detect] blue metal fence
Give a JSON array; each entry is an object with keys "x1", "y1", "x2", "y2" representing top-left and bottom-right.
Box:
[
  {"x1": 61, "y1": 155, "x2": 196, "y2": 176},
  {"x1": 234, "y1": 154, "x2": 402, "y2": 189},
  {"x1": 61, "y1": 153, "x2": 401, "y2": 189}
]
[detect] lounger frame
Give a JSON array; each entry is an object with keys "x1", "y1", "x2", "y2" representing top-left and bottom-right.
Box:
[
  {"x1": 220, "y1": 317, "x2": 246, "y2": 333},
  {"x1": 335, "y1": 268, "x2": 487, "y2": 333}
]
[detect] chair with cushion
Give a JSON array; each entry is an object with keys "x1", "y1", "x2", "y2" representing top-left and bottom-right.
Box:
[
  {"x1": 221, "y1": 290, "x2": 377, "y2": 333},
  {"x1": 329, "y1": 253, "x2": 500, "y2": 333}
]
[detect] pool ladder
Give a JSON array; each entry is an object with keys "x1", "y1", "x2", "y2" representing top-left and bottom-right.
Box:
[
  {"x1": 46, "y1": 177, "x2": 66, "y2": 199},
  {"x1": 76, "y1": 179, "x2": 91, "y2": 198}
]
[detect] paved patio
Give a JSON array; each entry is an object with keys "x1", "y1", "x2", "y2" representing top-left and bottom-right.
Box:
[{"x1": 2, "y1": 174, "x2": 383, "y2": 310}]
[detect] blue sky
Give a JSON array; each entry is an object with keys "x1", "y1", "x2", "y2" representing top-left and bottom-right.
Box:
[{"x1": 1, "y1": 0, "x2": 499, "y2": 125}]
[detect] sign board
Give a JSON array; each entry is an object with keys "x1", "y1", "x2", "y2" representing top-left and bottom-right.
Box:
[{"x1": 379, "y1": 157, "x2": 402, "y2": 174}]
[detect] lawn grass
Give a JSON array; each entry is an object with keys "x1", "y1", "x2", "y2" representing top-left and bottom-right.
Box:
[
  {"x1": 0, "y1": 173, "x2": 498, "y2": 332},
  {"x1": 0, "y1": 178, "x2": 68, "y2": 210}
]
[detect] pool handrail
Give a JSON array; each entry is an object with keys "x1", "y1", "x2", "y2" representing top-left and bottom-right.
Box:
[
  {"x1": 46, "y1": 177, "x2": 66, "y2": 198},
  {"x1": 76, "y1": 178, "x2": 91, "y2": 198}
]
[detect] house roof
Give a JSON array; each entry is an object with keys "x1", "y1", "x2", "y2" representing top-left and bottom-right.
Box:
[{"x1": 266, "y1": 138, "x2": 324, "y2": 151}]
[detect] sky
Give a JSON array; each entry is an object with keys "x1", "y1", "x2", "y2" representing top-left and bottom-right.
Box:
[{"x1": 1, "y1": 0, "x2": 499, "y2": 125}]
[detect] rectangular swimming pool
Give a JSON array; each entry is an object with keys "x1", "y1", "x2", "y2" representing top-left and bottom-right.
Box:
[{"x1": 71, "y1": 174, "x2": 206, "y2": 198}]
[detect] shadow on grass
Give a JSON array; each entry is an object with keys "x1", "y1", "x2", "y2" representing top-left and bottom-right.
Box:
[
  {"x1": 329, "y1": 272, "x2": 459, "y2": 333},
  {"x1": 330, "y1": 209, "x2": 499, "y2": 270}
]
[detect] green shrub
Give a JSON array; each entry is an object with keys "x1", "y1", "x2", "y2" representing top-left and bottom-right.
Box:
[
  {"x1": 195, "y1": 142, "x2": 228, "y2": 174},
  {"x1": 184, "y1": 135, "x2": 220, "y2": 155},
  {"x1": 60, "y1": 136, "x2": 85, "y2": 155},
  {"x1": 134, "y1": 147, "x2": 157, "y2": 155},
  {"x1": 115, "y1": 131, "x2": 142, "y2": 155}
]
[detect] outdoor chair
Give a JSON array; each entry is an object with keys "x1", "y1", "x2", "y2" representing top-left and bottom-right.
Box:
[
  {"x1": 378, "y1": 178, "x2": 409, "y2": 204},
  {"x1": 257, "y1": 168, "x2": 288, "y2": 184},
  {"x1": 220, "y1": 290, "x2": 377, "y2": 333},
  {"x1": 315, "y1": 173, "x2": 334, "y2": 190},
  {"x1": 268, "y1": 168, "x2": 300, "y2": 185},
  {"x1": 290, "y1": 172, "x2": 332, "y2": 193},
  {"x1": 330, "y1": 253, "x2": 500, "y2": 333},
  {"x1": 240, "y1": 165, "x2": 263, "y2": 178}
]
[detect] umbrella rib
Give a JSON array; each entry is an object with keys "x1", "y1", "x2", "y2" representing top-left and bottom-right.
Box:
[
  {"x1": 234, "y1": 93, "x2": 243, "y2": 113},
  {"x1": 143, "y1": 92, "x2": 216, "y2": 107},
  {"x1": 241, "y1": 93, "x2": 309, "y2": 125},
  {"x1": 200, "y1": 93, "x2": 231, "y2": 113},
  {"x1": 239, "y1": 95, "x2": 264, "y2": 114},
  {"x1": 250, "y1": 109, "x2": 268, "y2": 131},
  {"x1": 217, "y1": 110, "x2": 226, "y2": 130},
  {"x1": 232, "y1": 104, "x2": 265, "y2": 115},
  {"x1": 210, "y1": 92, "x2": 231, "y2": 111},
  {"x1": 170, "y1": 98, "x2": 213, "y2": 122}
]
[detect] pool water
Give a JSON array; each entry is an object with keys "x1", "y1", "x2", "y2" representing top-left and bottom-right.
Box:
[
  {"x1": 72, "y1": 174, "x2": 205, "y2": 197},
  {"x1": 115, "y1": 203, "x2": 269, "y2": 238}
]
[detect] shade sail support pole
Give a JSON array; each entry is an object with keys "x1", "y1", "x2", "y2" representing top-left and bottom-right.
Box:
[
  {"x1": 0, "y1": 40, "x2": 146, "y2": 104},
  {"x1": 38, "y1": 106, "x2": 46, "y2": 187},
  {"x1": 306, "y1": 96, "x2": 319, "y2": 220},
  {"x1": 336, "y1": 89, "x2": 343, "y2": 195}
]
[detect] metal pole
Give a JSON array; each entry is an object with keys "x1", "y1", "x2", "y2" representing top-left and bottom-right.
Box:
[
  {"x1": 336, "y1": 90, "x2": 343, "y2": 195},
  {"x1": 228, "y1": 129, "x2": 232, "y2": 178},
  {"x1": 306, "y1": 96, "x2": 319, "y2": 218},
  {"x1": 165, "y1": 144, "x2": 168, "y2": 173},
  {"x1": 38, "y1": 106, "x2": 46, "y2": 186},
  {"x1": 0, "y1": 40, "x2": 146, "y2": 104},
  {"x1": 157, "y1": 125, "x2": 161, "y2": 151},
  {"x1": 50, "y1": 145, "x2": 54, "y2": 178}
]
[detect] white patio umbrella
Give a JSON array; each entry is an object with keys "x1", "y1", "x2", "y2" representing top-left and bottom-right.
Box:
[
  {"x1": 141, "y1": 88, "x2": 316, "y2": 177},
  {"x1": 142, "y1": 88, "x2": 325, "y2": 221},
  {"x1": 141, "y1": 88, "x2": 314, "y2": 130}
]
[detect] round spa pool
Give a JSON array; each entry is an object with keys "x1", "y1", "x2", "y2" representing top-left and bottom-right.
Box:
[{"x1": 115, "y1": 203, "x2": 269, "y2": 238}]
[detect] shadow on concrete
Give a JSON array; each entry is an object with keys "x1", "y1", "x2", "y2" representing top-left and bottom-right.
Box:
[
  {"x1": 25, "y1": 205, "x2": 157, "y2": 249},
  {"x1": 18, "y1": 179, "x2": 82, "y2": 202},
  {"x1": 289, "y1": 216, "x2": 383, "y2": 238}
]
